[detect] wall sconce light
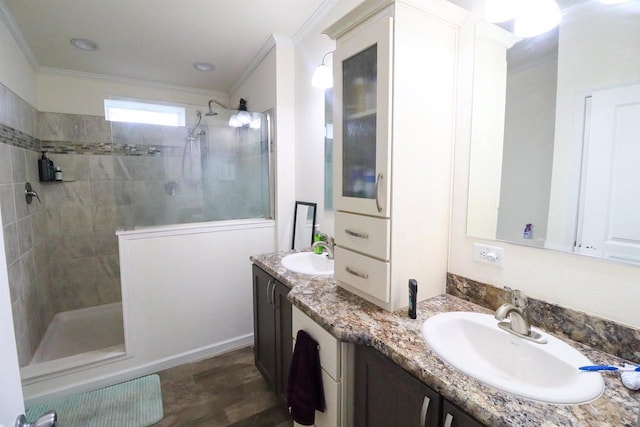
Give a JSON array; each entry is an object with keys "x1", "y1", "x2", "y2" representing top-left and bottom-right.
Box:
[
  {"x1": 484, "y1": 0, "x2": 561, "y2": 38},
  {"x1": 312, "y1": 51, "x2": 334, "y2": 89},
  {"x1": 229, "y1": 98, "x2": 251, "y2": 127}
]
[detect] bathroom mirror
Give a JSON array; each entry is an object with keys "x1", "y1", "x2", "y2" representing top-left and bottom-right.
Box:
[
  {"x1": 466, "y1": 0, "x2": 640, "y2": 265},
  {"x1": 292, "y1": 201, "x2": 317, "y2": 250}
]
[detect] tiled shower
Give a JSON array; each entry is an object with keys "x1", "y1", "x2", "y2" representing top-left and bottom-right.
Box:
[{"x1": 1, "y1": 82, "x2": 271, "y2": 372}]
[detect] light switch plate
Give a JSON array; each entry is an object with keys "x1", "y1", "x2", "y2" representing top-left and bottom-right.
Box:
[{"x1": 473, "y1": 243, "x2": 505, "y2": 267}]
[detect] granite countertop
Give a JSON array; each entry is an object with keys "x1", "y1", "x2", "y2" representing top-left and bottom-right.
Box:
[{"x1": 251, "y1": 250, "x2": 640, "y2": 426}]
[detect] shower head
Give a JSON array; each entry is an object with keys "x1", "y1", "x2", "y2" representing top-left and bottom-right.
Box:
[{"x1": 206, "y1": 98, "x2": 235, "y2": 116}]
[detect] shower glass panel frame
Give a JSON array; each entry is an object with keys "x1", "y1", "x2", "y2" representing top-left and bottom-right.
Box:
[{"x1": 111, "y1": 108, "x2": 275, "y2": 229}]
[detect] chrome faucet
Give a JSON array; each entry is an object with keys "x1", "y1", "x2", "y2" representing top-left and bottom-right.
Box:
[
  {"x1": 495, "y1": 287, "x2": 547, "y2": 344},
  {"x1": 312, "y1": 235, "x2": 334, "y2": 260}
]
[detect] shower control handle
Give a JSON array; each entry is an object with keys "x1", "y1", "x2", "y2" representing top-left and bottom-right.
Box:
[{"x1": 25, "y1": 183, "x2": 41, "y2": 205}]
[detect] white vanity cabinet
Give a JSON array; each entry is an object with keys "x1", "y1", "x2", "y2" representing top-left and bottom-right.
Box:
[
  {"x1": 292, "y1": 307, "x2": 354, "y2": 427},
  {"x1": 327, "y1": 0, "x2": 467, "y2": 311}
]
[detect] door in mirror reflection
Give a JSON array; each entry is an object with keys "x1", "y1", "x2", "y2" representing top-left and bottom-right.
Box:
[{"x1": 575, "y1": 84, "x2": 640, "y2": 263}]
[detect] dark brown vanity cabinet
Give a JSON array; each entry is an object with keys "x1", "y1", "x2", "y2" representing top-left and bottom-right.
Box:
[
  {"x1": 252, "y1": 265, "x2": 292, "y2": 406},
  {"x1": 355, "y1": 345, "x2": 484, "y2": 427}
]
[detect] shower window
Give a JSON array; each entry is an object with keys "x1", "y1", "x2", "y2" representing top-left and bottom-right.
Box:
[{"x1": 104, "y1": 99, "x2": 186, "y2": 126}]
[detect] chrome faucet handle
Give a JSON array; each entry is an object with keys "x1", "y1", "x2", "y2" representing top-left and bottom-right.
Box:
[
  {"x1": 24, "y1": 183, "x2": 41, "y2": 205},
  {"x1": 504, "y1": 286, "x2": 528, "y2": 309},
  {"x1": 326, "y1": 235, "x2": 335, "y2": 248}
]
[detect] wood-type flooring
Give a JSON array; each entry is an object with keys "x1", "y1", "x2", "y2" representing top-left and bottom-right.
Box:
[{"x1": 152, "y1": 346, "x2": 292, "y2": 426}]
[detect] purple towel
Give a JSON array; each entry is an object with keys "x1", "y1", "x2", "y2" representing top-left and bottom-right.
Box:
[{"x1": 287, "y1": 330, "x2": 326, "y2": 425}]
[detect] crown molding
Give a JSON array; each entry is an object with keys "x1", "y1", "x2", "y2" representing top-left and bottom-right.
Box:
[
  {"x1": 228, "y1": 34, "x2": 278, "y2": 96},
  {"x1": 38, "y1": 66, "x2": 228, "y2": 99},
  {"x1": 292, "y1": 0, "x2": 341, "y2": 45},
  {"x1": 0, "y1": 0, "x2": 39, "y2": 69}
]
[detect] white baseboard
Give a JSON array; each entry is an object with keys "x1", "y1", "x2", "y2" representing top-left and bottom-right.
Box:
[{"x1": 23, "y1": 333, "x2": 254, "y2": 407}]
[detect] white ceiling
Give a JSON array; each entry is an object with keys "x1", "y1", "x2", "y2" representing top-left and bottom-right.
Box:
[{"x1": 1, "y1": 0, "x2": 329, "y2": 94}]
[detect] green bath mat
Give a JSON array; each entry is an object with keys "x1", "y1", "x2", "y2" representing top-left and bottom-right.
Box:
[{"x1": 26, "y1": 375, "x2": 163, "y2": 427}]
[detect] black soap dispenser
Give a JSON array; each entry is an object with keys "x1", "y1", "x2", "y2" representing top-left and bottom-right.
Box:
[{"x1": 38, "y1": 151, "x2": 54, "y2": 182}]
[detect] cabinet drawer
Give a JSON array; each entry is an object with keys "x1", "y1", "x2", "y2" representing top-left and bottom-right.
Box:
[
  {"x1": 293, "y1": 370, "x2": 340, "y2": 427},
  {"x1": 335, "y1": 211, "x2": 390, "y2": 260},
  {"x1": 334, "y1": 247, "x2": 390, "y2": 303},
  {"x1": 292, "y1": 307, "x2": 341, "y2": 381}
]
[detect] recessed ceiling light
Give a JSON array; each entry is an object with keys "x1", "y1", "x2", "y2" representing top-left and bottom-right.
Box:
[
  {"x1": 70, "y1": 38, "x2": 99, "y2": 51},
  {"x1": 193, "y1": 62, "x2": 215, "y2": 72}
]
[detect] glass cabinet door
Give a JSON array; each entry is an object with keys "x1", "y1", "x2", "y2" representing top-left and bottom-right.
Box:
[
  {"x1": 342, "y1": 45, "x2": 377, "y2": 200},
  {"x1": 333, "y1": 14, "x2": 391, "y2": 217}
]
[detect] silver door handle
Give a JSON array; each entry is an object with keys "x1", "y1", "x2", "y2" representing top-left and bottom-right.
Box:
[
  {"x1": 420, "y1": 396, "x2": 430, "y2": 427},
  {"x1": 345, "y1": 266, "x2": 368, "y2": 279},
  {"x1": 375, "y1": 173, "x2": 383, "y2": 213},
  {"x1": 345, "y1": 229, "x2": 369, "y2": 239},
  {"x1": 443, "y1": 413, "x2": 453, "y2": 427},
  {"x1": 270, "y1": 281, "x2": 277, "y2": 307},
  {"x1": 16, "y1": 411, "x2": 57, "y2": 427}
]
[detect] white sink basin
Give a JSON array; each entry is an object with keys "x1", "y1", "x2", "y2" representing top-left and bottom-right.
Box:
[
  {"x1": 281, "y1": 252, "x2": 334, "y2": 276},
  {"x1": 422, "y1": 312, "x2": 604, "y2": 404}
]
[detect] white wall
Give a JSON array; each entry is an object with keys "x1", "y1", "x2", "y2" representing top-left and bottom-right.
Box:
[
  {"x1": 36, "y1": 71, "x2": 227, "y2": 116},
  {"x1": 449, "y1": 4, "x2": 640, "y2": 328},
  {"x1": 0, "y1": 12, "x2": 36, "y2": 105},
  {"x1": 23, "y1": 220, "x2": 275, "y2": 403},
  {"x1": 497, "y1": 57, "x2": 556, "y2": 245}
]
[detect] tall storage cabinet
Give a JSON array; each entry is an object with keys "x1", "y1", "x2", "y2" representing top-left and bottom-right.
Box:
[{"x1": 327, "y1": 0, "x2": 467, "y2": 311}]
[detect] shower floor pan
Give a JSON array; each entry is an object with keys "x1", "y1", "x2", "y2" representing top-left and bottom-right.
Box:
[{"x1": 21, "y1": 302, "x2": 127, "y2": 383}]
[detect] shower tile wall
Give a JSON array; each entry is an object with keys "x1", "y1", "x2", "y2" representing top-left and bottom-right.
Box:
[{"x1": 0, "y1": 84, "x2": 49, "y2": 367}]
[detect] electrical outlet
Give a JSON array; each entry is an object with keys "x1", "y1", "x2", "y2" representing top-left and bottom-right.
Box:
[{"x1": 473, "y1": 243, "x2": 505, "y2": 267}]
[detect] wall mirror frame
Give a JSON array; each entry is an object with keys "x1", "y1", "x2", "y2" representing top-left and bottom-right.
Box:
[
  {"x1": 466, "y1": 0, "x2": 640, "y2": 266},
  {"x1": 292, "y1": 201, "x2": 317, "y2": 250}
]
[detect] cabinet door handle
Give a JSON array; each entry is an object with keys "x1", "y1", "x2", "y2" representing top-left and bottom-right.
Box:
[
  {"x1": 443, "y1": 413, "x2": 453, "y2": 427},
  {"x1": 266, "y1": 280, "x2": 274, "y2": 305},
  {"x1": 375, "y1": 173, "x2": 383, "y2": 213},
  {"x1": 420, "y1": 396, "x2": 430, "y2": 427},
  {"x1": 345, "y1": 266, "x2": 368, "y2": 279},
  {"x1": 345, "y1": 229, "x2": 369, "y2": 239},
  {"x1": 270, "y1": 281, "x2": 277, "y2": 307}
]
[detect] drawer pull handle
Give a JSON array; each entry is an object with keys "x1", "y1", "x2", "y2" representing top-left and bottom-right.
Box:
[
  {"x1": 375, "y1": 173, "x2": 383, "y2": 213},
  {"x1": 420, "y1": 396, "x2": 430, "y2": 427},
  {"x1": 443, "y1": 413, "x2": 453, "y2": 427},
  {"x1": 345, "y1": 266, "x2": 368, "y2": 279},
  {"x1": 345, "y1": 229, "x2": 369, "y2": 239}
]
